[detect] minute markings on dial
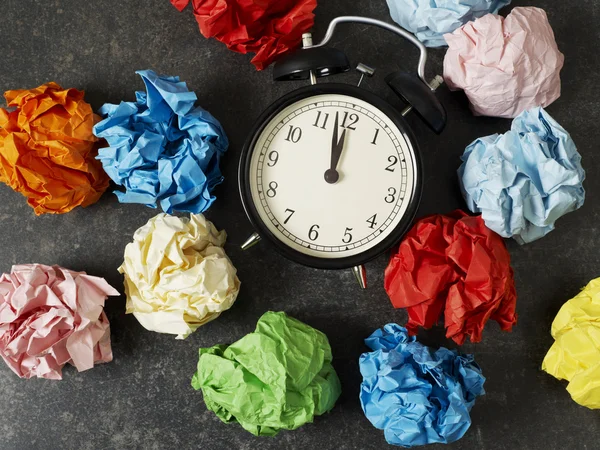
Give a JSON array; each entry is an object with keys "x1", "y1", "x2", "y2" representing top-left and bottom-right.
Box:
[{"x1": 256, "y1": 100, "x2": 409, "y2": 252}]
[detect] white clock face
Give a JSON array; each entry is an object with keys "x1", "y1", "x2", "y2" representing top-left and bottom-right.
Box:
[{"x1": 248, "y1": 93, "x2": 416, "y2": 259}]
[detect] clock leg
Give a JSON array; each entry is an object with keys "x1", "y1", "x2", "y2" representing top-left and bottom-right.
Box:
[
  {"x1": 241, "y1": 232, "x2": 261, "y2": 250},
  {"x1": 352, "y1": 265, "x2": 367, "y2": 289}
]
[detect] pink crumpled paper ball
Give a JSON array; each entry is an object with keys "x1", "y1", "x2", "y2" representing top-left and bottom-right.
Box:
[
  {"x1": 443, "y1": 7, "x2": 564, "y2": 118},
  {"x1": 0, "y1": 264, "x2": 119, "y2": 380}
]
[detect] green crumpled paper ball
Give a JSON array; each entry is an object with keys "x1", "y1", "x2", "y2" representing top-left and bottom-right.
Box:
[{"x1": 191, "y1": 311, "x2": 342, "y2": 436}]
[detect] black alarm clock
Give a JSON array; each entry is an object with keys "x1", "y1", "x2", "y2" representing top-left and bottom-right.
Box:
[{"x1": 238, "y1": 16, "x2": 446, "y2": 288}]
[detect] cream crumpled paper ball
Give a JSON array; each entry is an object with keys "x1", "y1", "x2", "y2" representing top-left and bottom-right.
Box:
[
  {"x1": 443, "y1": 7, "x2": 564, "y2": 118},
  {"x1": 119, "y1": 213, "x2": 240, "y2": 339}
]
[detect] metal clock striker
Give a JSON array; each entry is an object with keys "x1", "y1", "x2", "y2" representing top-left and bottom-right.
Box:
[{"x1": 238, "y1": 16, "x2": 446, "y2": 288}]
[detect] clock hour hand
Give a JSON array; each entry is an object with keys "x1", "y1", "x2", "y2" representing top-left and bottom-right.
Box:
[
  {"x1": 332, "y1": 128, "x2": 347, "y2": 168},
  {"x1": 324, "y1": 113, "x2": 347, "y2": 184}
]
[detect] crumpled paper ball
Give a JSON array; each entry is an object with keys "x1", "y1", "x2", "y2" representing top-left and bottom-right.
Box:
[
  {"x1": 444, "y1": 7, "x2": 564, "y2": 118},
  {"x1": 0, "y1": 82, "x2": 109, "y2": 215},
  {"x1": 171, "y1": 0, "x2": 317, "y2": 70},
  {"x1": 360, "y1": 324, "x2": 485, "y2": 447},
  {"x1": 0, "y1": 264, "x2": 119, "y2": 380},
  {"x1": 459, "y1": 108, "x2": 585, "y2": 245},
  {"x1": 94, "y1": 70, "x2": 228, "y2": 214},
  {"x1": 119, "y1": 213, "x2": 240, "y2": 339},
  {"x1": 386, "y1": 0, "x2": 510, "y2": 47},
  {"x1": 384, "y1": 210, "x2": 517, "y2": 344},
  {"x1": 192, "y1": 311, "x2": 341, "y2": 436},
  {"x1": 542, "y1": 278, "x2": 600, "y2": 409}
]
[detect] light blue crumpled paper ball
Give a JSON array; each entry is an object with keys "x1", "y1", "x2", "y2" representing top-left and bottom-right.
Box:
[
  {"x1": 93, "y1": 70, "x2": 228, "y2": 214},
  {"x1": 459, "y1": 107, "x2": 585, "y2": 245},
  {"x1": 359, "y1": 324, "x2": 485, "y2": 448},
  {"x1": 386, "y1": 0, "x2": 510, "y2": 47}
]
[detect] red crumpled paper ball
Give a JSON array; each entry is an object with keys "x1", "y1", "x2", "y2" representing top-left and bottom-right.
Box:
[
  {"x1": 384, "y1": 210, "x2": 517, "y2": 344},
  {"x1": 171, "y1": 0, "x2": 317, "y2": 70}
]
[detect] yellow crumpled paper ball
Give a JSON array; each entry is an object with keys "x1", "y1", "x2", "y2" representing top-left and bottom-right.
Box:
[
  {"x1": 119, "y1": 213, "x2": 241, "y2": 339},
  {"x1": 542, "y1": 277, "x2": 600, "y2": 409}
]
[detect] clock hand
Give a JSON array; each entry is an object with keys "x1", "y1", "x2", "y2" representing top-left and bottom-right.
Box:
[
  {"x1": 324, "y1": 113, "x2": 347, "y2": 184},
  {"x1": 332, "y1": 129, "x2": 347, "y2": 169},
  {"x1": 331, "y1": 111, "x2": 339, "y2": 153}
]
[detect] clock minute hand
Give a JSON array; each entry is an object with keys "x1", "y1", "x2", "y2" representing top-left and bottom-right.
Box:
[
  {"x1": 324, "y1": 113, "x2": 346, "y2": 184},
  {"x1": 331, "y1": 111, "x2": 339, "y2": 155}
]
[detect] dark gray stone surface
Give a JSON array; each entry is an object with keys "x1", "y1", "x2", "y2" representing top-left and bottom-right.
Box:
[{"x1": 0, "y1": 1, "x2": 598, "y2": 449}]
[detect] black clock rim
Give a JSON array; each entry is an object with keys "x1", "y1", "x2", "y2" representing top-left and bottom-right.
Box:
[{"x1": 238, "y1": 83, "x2": 423, "y2": 270}]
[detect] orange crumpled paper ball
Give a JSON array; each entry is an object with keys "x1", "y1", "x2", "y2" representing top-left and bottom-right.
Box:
[
  {"x1": 171, "y1": 0, "x2": 317, "y2": 70},
  {"x1": 384, "y1": 210, "x2": 517, "y2": 345},
  {"x1": 0, "y1": 82, "x2": 109, "y2": 215}
]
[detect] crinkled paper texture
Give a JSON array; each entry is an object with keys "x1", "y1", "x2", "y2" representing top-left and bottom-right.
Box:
[
  {"x1": 192, "y1": 311, "x2": 341, "y2": 436},
  {"x1": 94, "y1": 70, "x2": 228, "y2": 214},
  {"x1": 459, "y1": 107, "x2": 585, "y2": 244},
  {"x1": 386, "y1": 0, "x2": 510, "y2": 47},
  {"x1": 170, "y1": 0, "x2": 317, "y2": 70},
  {"x1": 360, "y1": 324, "x2": 485, "y2": 447},
  {"x1": 444, "y1": 7, "x2": 564, "y2": 118},
  {"x1": 0, "y1": 83, "x2": 109, "y2": 215},
  {"x1": 119, "y1": 213, "x2": 240, "y2": 339},
  {"x1": 542, "y1": 278, "x2": 600, "y2": 409},
  {"x1": 384, "y1": 210, "x2": 517, "y2": 344},
  {"x1": 0, "y1": 264, "x2": 119, "y2": 380}
]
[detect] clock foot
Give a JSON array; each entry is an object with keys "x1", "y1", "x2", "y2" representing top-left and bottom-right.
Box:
[
  {"x1": 352, "y1": 265, "x2": 367, "y2": 289},
  {"x1": 241, "y1": 232, "x2": 261, "y2": 250}
]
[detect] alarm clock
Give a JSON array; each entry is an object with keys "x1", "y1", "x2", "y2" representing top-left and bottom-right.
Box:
[{"x1": 238, "y1": 16, "x2": 446, "y2": 288}]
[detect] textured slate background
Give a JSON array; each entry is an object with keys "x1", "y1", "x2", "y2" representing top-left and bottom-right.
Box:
[{"x1": 0, "y1": 1, "x2": 598, "y2": 449}]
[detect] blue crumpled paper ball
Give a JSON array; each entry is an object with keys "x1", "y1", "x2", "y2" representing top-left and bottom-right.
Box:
[
  {"x1": 359, "y1": 324, "x2": 485, "y2": 448},
  {"x1": 386, "y1": 0, "x2": 510, "y2": 47},
  {"x1": 93, "y1": 70, "x2": 228, "y2": 214},
  {"x1": 459, "y1": 107, "x2": 585, "y2": 245}
]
